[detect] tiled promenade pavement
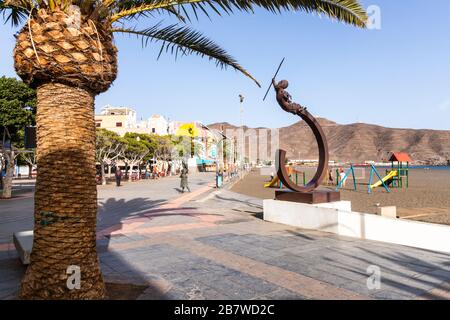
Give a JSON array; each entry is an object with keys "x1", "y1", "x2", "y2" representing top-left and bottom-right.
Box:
[{"x1": 1, "y1": 172, "x2": 450, "y2": 299}]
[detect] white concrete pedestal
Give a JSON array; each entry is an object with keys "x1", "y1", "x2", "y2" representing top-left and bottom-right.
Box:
[
  {"x1": 264, "y1": 200, "x2": 351, "y2": 234},
  {"x1": 263, "y1": 199, "x2": 450, "y2": 253}
]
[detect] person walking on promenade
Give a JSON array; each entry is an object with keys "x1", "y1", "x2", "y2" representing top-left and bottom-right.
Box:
[
  {"x1": 339, "y1": 168, "x2": 347, "y2": 187},
  {"x1": 180, "y1": 166, "x2": 190, "y2": 193},
  {"x1": 115, "y1": 167, "x2": 123, "y2": 187},
  {"x1": 328, "y1": 169, "x2": 334, "y2": 185}
]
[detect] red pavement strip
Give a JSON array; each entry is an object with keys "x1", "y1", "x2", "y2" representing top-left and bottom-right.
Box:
[
  {"x1": 97, "y1": 185, "x2": 216, "y2": 238},
  {"x1": 0, "y1": 185, "x2": 216, "y2": 252},
  {"x1": 0, "y1": 243, "x2": 14, "y2": 252},
  {"x1": 415, "y1": 282, "x2": 450, "y2": 300}
]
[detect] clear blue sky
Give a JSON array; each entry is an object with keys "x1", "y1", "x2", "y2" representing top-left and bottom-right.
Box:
[{"x1": 1, "y1": 0, "x2": 449, "y2": 130}]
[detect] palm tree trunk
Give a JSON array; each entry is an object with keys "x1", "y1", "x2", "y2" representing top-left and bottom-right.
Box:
[{"x1": 20, "y1": 83, "x2": 105, "y2": 299}]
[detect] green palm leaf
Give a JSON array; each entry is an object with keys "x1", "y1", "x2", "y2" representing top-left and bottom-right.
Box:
[
  {"x1": 1, "y1": 0, "x2": 367, "y2": 86},
  {"x1": 113, "y1": 23, "x2": 261, "y2": 87},
  {"x1": 111, "y1": 0, "x2": 367, "y2": 28},
  {"x1": 0, "y1": 0, "x2": 28, "y2": 26}
]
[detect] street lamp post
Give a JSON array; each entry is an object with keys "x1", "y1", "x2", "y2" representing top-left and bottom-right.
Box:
[
  {"x1": 238, "y1": 94, "x2": 244, "y2": 168},
  {"x1": 239, "y1": 94, "x2": 244, "y2": 128}
]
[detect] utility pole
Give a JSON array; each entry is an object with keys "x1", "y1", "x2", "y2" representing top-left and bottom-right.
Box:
[{"x1": 238, "y1": 94, "x2": 244, "y2": 167}]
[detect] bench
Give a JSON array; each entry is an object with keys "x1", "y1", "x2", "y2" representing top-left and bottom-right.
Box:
[{"x1": 13, "y1": 230, "x2": 33, "y2": 265}]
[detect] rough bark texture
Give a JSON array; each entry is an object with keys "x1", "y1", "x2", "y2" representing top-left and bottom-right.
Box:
[
  {"x1": 19, "y1": 83, "x2": 105, "y2": 299},
  {"x1": 14, "y1": 8, "x2": 117, "y2": 94}
]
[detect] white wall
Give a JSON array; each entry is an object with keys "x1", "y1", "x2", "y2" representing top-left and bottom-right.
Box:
[
  {"x1": 149, "y1": 116, "x2": 168, "y2": 135},
  {"x1": 264, "y1": 199, "x2": 450, "y2": 254}
]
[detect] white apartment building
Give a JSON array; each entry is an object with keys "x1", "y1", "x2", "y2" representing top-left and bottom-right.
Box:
[
  {"x1": 95, "y1": 106, "x2": 168, "y2": 136},
  {"x1": 148, "y1": 115, "x2": 169, "y2": 135}
]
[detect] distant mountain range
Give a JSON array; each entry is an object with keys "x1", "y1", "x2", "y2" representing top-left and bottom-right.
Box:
[{"x1": 208, "y1": 119, "x2": 450, "y2": 165}]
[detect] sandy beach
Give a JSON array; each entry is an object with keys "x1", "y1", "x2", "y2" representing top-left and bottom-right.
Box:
[{"x1": 231, "y1": 167, "x2": 450, "y2": 225}]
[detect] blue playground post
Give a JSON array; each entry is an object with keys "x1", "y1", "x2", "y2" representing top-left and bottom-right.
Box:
[
  {"x1": 335, "y1": 165, "x2": 357, "y2": 191},
  {"x1": 368, "y1": 164, "x2": 390, "y2": 194}
]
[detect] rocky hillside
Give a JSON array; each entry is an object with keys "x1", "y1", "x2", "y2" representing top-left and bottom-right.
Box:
[{"x1": 208, "y1": 119, "x2": 450, "y2": 165}]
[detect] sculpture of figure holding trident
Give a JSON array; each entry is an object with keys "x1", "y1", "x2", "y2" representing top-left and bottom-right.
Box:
[
  {"x1": 272, "y1": 78, "x2": 307, "y2": 116},
  {"x1": 262, "y1": 58, "x2": 339, "y2": 203},
  {"x1": 261, "y1": 58, "x2": 307, "y2": 115}
]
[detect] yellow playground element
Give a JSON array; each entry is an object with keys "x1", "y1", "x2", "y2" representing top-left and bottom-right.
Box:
[
  {"x1": 370, "y1": 170, "x2": 398, "y2": 189},
  {"x1": 264, "y1": 166, "x2": 305, "y2": 188},
  {"x1": 264, "y1": 176, "x2": 280, "y2": 188}
]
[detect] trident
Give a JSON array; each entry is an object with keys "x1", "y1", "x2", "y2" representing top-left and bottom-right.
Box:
[{"x1": 262, "y1": 57, "x2": 285, "y2": 101}]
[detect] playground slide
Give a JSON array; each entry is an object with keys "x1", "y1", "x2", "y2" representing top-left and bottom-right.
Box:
[
  {"x1": 264, "y1": 176, "x2": 279, "y2": 188},
  {"x1": 370, "y1": 170, "x2": 398, "y2": 189}
]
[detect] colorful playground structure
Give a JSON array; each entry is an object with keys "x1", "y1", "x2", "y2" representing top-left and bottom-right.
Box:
[
  {"x1": 368, "y1": 152, "x2": 411, "y2": 193},
  {"x1": 265, "y1": 152, "x2": 411, "y2": 194},
  {"x1": 385, "y1": 152, "x2": 411, "y2": 188},
  {"x1": 335, "y1": 152, "x2": 411, "y2": 194}
]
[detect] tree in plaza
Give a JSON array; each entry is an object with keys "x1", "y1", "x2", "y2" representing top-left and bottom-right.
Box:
[
  {"x1": 20, "y1": 149, "x2": 37, "y2": 178},
  {"x1": 0, "y1": 76, "x2": 36, "y2": 198},
  {"x1": 155, "y1": 134, "x2": 175, "y2": 162},
  {"x1": 121, "y1": 133, "x2": 150, "y2": 181},
  {"x1": 124, "y1": 133, "x2": 158, "y2": 161},
  {"x1": 95, "y1": 128, "x2": 123, "y2": 185},
  {"x1": 0, "y1": 0, "x2": 367, "y2": 299},
  {"x1": 172, "y1": 134, "x2": 203, "y2": 164},
  {"x1": 122, "y1": 132, "x2": 158, "y2": 177}
]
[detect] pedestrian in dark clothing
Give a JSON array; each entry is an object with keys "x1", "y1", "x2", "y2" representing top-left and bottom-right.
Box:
[
  {"x1": 180, "y1": 167, "x2": 190, "y2": 193},
  {"x1": 328, "y1": 169, "x2": 334, "y2": 185},
  {"x1": 115, "y1": 168, "x2": 122, "y2": 187}
]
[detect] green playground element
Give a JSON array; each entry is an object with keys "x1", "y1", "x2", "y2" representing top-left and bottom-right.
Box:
[
  {"x1": 335, "y1": 165, "x2": 357, "y2": 191},
  {"x1": 282, "y1": 170, "x2": 306, "y2": 189},
  {"x1": 293, "y1": 171, "x2": 307, "y2": 187},
  {"x1": 388, "y1": 152, "x2": 411, "y2": 189}
]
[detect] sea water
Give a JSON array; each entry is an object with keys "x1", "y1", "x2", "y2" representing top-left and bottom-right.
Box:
[{"x1": 409, "y1": 166, "x2": 450, "y2": 171}]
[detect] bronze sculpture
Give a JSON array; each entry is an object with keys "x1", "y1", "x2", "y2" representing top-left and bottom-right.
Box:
[
  {"x1": 273, "y1": 79, "x2": 307, "y2": 115},
  {"x1": 272, "y1": 78, "x2": 340, "y2": 204}
]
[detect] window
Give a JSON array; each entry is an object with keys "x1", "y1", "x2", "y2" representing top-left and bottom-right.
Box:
[
  {"x1": 96, "y1": 123, "x2": 101, "y2": 128},
  {"x1": 152, "y1": 128, "x2": 156, "y2": 133},
  {"x1": 116, "y1": 122, "x2": 122, "y2": 127}
]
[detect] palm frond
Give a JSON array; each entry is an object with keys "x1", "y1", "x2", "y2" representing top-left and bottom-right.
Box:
[
  {"x1": 113, "y1": 24, "x2": 261, "y2": 87},
  {"x1": 0, "y1": 0, "x2": 29, "y2": 26},
  {"x1": 110, "y1": 0, "x2": 367, "y2": 28}
]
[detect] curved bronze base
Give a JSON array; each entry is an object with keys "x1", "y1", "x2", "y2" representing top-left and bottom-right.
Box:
[{"x1": 275, "y1": 109, "x2": 329, "y2": 193}]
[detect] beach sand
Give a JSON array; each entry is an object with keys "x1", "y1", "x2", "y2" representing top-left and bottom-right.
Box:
[{"x1": 231, "y1": 168, "x2": 450, "y2": 225}]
